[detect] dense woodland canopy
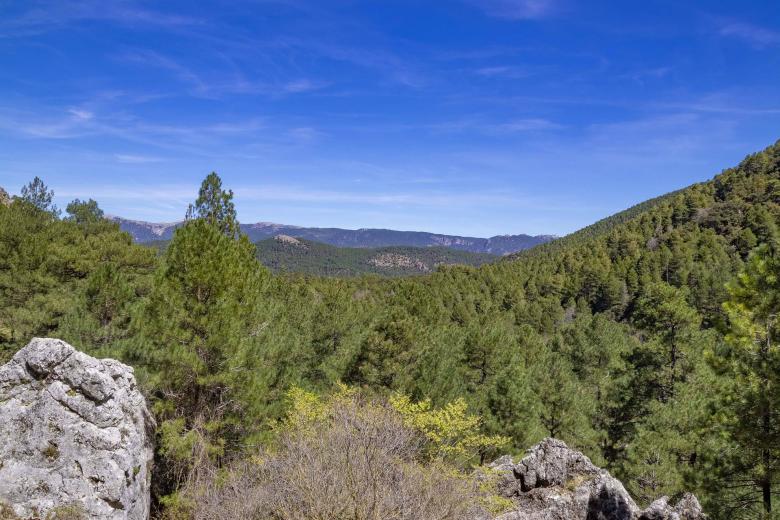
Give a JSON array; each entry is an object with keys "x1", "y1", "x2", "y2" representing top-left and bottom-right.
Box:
[
  {"x1": 2, "y1": 141, "x2": 780, "y2": 519},
  {"x1": 253, "y1": 236, "x2": 497, "y2": 277}
]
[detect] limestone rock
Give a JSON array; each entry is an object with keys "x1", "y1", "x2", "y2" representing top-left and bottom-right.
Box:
[
  {"x1": 490, "y1": 439, "x2": 705, "y2": 520},
  {"x1": 0, "y1": 338, "x2": 155, "y2": 519}
]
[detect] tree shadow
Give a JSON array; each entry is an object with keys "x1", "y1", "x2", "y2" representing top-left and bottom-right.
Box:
[{"x1": 586, "y1": 485, "x2": 634, "y2": 520}]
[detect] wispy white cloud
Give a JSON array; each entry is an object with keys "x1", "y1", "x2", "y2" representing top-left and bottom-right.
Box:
[
  {"x1": 0, "y1": 106, "x2": 96, "y2": 139},
  {"x1": 56, "y1": 185, "x2": 194, "y2": 204},
  {"x1": 283, "y1": 79, "x2": 329, "y2": 93},
  {"x1": 67, "y1": 108, "x2": 94, "y2": 121},
  {"x1": 0, "y1": 105, "x2": 275, "y2": 156},
  {"x1": 280, "y1": 38, "x2": 426, "y2": 88},
  {"x1": 117, "y1": 48, "x2": 331, "y2": 99},
  {"x1": 495, "y1": 118, "x2": 563, "y2": 132},
  {"x1": 465, "y1": 0, "x2": 558, "y2": 20},
  {"x1": 55, "y1": 182, "x2": 563, "y2": 212},
  {"x1": 285, "y1": 127, "x2": 323, "y2": 142},
  {"x1": 114, "y1": 154, "x2": 163, "y2": 164},
  {"x1": 580, "y1": 112, "x2": 744, "y2": 164},
  {"x1": 119, "y1": 49, "x2": 208, "y2": 93},
  {"x1": 421, "y1": 117, "x2": 563, "y2": 135},
  {"x1": 473, "y1": 65, "x2": 536, "y2": 79},
  {"x1": 621, "y1": 66, "x2": 671, "y2": 84},
  {"x1": 717, "y1": 19, "x2": 780, "y2": 48},
  {"x1": 653, "y1": 90, "x2": 780, "y2": 115},
  {"x1": 0, "y1": 0, "x2": 203, "y2": 38}
]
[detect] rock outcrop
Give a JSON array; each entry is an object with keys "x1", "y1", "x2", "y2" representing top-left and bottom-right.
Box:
[
  {"x1": 368, "y1": 252, "x2": 431, "y2": 272},
  {"x1": 274, "y1": 234, "x2": 308, "y2": 248},
  {"x1": 0, "y1": 338, "x2": 155, "y2": 519},
  {"x1": 489, "y1": 438, "x2": 705, "y2": 520}
]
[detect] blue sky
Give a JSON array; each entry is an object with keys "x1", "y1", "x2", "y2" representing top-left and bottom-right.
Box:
[{"x1": 1, "y1": 0, "x2": 779, "y2": 237}]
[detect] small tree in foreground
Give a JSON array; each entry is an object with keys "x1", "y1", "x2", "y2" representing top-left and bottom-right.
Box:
[{"x1": 132, "y1": 172, "x2": 271, "y2": 508}]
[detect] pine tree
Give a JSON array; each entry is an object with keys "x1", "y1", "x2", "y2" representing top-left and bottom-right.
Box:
[
  {"x1": 707, "y1": 245, "x2": 780, "y2": 518},
  {"x1": 20, "y1": 176, "x2": 58, "y2": 215},
  {"x1": 633, "y1": 283, "x2": 701, "y2": 401},
  {"x1": 185, "y1": 172, "x2": 239, "y2": 238},
  {"x1": 131, "y1": 173, "x2": 271, "y2": 502},
  {"x1": 558, "y1": 314, "x2": 639, "y2": 465},
  {"x1": 66, "y1": 198, "x2": 104, "y2": 225},
  {"x1": 623, "y1": 349, "x2": 721, "y2": 506},
  {"x1": 533, "y1": 347, "x2": 597, "y2": 451}
]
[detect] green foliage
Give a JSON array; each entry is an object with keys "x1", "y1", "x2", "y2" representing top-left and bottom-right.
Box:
[
  {"x1": 633, "y1": 282, "x2": 701, "y2": 401},
  {"x1": 198, "y1": 388, "x2": 484, "y2": 520},
  {"x1": 477, "y1": 473, "x2": 516, "y2": 516},
  {"x1": 282, "y1": 385, "x2": 350, "y2": 431},
  {"x1": 533, "y1": 350, "x2": 597, "y2": 449},
  {"x1": 390, "y1": 394, "x2": 509, "y2": 465},
  {"x1": 284, "y1": 385, "x2": 508, "y2": 466},
  {"x1": 622, "y1": 351, "x2": 722, "y2": 506},
  {"x1": 0, "y1": 189, "x2": 155, "y2": 361},
  {"x1": 185, "y1": 172, "x2": 239, "y2": 238},
  {"x1": 129, "y1": 173, "x2": 275, "y2": 500},
  {"x1": 65, "y1": 198, "x2": 103, "y2": 225},
  {"x1": 704, "y1": 244, "x2": 780, "y2": 518},
  {"x1": 2, "y1": 141, "x2": 780, "y2": 519},
  {"x1": 20, "y1": 176, "x2": 58, "y2": 215},
  {"x1": 255, "y1": 236, "x2": 496, "y2": 277}
]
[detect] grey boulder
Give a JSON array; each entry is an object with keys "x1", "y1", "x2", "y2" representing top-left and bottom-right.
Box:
[
  {"x1": 0, "y1": 338, "x2": 155, "y2": 519},
  {"x1": 490, "y1": 438, "x2": 705, "y2": 520}
]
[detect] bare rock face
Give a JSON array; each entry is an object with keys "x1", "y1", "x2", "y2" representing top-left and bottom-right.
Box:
[
  {"x1": 273, "y1": 234, "x2": 307, "y2": 248},
  {"x1": 0, "y1": 338, "x2": 155, "y2": 519},
  {"x1": 368, "y1": 252, "x2": 430, "y2": 272},
  {"x1": 490, "y1": 439, "x2": 705, "y2": 520}
]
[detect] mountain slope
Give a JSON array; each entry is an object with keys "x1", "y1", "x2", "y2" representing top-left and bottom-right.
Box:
[
  {"x1": 255, "y1": 235, "x2": 496, "y2": 277},
  {"x1": 4, "y1": 140, "x2": 780, "y2": 520},
  {"x1": 509, "y1": 188, "x2": 685, "y2": 260},
  {"x1": 109, "y1": 216, "x2": 553, "y2": 255}
]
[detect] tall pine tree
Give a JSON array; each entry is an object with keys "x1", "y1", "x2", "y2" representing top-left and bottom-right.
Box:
[
  {"x1": 708, "y1": 245, "x2": 780, "y2": 518},
  {"x1": 131, "y1": 173, "x2": 272, "y2": 505}
]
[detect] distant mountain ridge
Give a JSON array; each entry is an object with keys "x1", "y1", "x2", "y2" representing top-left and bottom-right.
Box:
[{"x1": 109, "y1": 216, "x2": 555, "y2": 255}]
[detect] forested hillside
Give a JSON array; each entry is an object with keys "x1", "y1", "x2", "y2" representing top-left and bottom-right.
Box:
[
  {"x1": 255, "y1": 235, "x2": 496, "y2": 276},
  {"x1": 141, "y1": 234, "x2": 496, "y2": 276},
  {"x1": 1, "y1": 141, "x2": 780, "y2": 519}
]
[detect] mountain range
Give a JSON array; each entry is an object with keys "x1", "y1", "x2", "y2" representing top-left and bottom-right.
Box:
[{"x1": 110, "y1": 216, "x2": 555, "y2": 255}]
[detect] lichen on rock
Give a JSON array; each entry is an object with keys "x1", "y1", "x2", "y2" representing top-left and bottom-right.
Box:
[{"x1": 0, "y1": 338, "x2": 155, "y2": 520}]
